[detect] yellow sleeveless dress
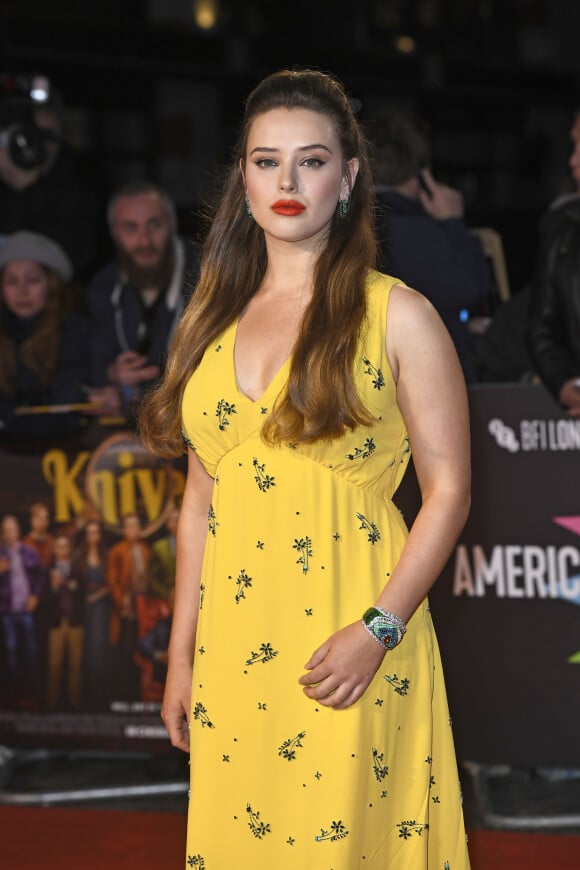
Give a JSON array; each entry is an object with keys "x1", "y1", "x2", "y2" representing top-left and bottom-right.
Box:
[{"x1": 181, "y1": 271, "x2": 470, "y2": 870}]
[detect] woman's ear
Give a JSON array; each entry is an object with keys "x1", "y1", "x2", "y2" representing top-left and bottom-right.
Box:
[
  {"x1": 340, "y1": 157, "x2": 360, "y2": 198},
  {"x1": 239, "y1": 158, "x2": 247, "y2": 189}
]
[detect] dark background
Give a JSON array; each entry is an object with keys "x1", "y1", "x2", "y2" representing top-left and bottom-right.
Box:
[{"x1": 2, "y1": 0, "x2": 580, "y2": 294}]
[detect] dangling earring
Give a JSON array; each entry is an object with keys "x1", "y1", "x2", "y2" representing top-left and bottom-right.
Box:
[
  {"x1": 338, "y1": 195, "x2": 350, "y2": 219},
  {"x1": 244, "y1": 193, "x2": 254, "y2": 219}
]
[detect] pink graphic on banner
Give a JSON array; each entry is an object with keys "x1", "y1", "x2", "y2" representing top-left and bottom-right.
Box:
[{"x1": 553, "y1": 516, "x2": 580, "y2": 537}]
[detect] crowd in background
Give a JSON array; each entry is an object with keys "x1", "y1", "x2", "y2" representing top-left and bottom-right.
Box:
[
  {"x1": 1, "y1": 69, "x2": 580, "y2": 719},
  {"x1": 1, "y1": 70, "x2": 580, "y2": 441}
]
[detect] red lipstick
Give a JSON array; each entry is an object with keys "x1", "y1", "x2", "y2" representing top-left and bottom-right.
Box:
[{"x1": 271, "y1": 199, "x2": 306, "y2": 216}]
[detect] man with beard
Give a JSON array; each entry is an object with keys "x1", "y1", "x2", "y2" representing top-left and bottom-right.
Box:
[{"x1": 87, "y1": 180, "x2": 199, "y2": 412}]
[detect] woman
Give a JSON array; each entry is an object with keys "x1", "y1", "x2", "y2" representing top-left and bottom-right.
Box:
[
  {"x1": 73, "y1": 520, "x2": 111, "y2": 710},
  {"x1": 140, "y1": 69, "x2": 471, "y2": 869},
  {"x1": 0, "y1": 230, "x2": 91, "y2": 435}
]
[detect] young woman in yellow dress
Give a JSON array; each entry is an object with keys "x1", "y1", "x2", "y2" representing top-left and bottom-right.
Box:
[{"x1": 140, "y1": 68, "x2": 471, "y2": 870}]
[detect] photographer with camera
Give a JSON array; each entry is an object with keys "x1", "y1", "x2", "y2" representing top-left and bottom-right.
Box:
[{"x1": 0, "y1": 72, "x2": 97, "y2": 279}]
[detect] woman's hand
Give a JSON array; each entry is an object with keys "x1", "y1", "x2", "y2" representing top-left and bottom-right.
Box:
[
  {"x1": 161, "y1": 660, "x2": 193, "y2": 753},
  {"x1": 299, "y1": 621, "x2": 386, "y2": 710}
]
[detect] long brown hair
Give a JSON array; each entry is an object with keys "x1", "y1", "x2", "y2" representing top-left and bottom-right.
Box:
[
  {"x1": 74, "y1": 520, "x2": 108, "y2": 573},
  {"x1": 0, "y1": 266, "x2": 70, "y2": 398},
  {"x1": 139, "y1": 68, "x2": 377, "y2": 458}
]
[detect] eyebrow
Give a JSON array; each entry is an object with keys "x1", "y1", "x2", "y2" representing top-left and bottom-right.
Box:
[{"x1": 249, "y1": 143, "x2": 333, "y2": 156}]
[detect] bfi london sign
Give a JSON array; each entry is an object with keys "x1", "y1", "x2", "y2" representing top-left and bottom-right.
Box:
[{"x1": 429, "y1": 383, "x2": 580, "y2": 768}]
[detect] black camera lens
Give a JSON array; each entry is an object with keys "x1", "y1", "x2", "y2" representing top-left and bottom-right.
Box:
[{"x1": 7, "y1": 122, "x2": 49, "y2": 170}]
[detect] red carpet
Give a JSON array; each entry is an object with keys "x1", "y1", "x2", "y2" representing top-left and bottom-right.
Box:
[{"x1": 1, "y1": 807, "x2": 579, "y2": 869}]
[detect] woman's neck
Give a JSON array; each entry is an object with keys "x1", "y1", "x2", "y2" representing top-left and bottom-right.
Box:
[{"x1": 259, "y1": 239, "x2": 318, "y2": 301}]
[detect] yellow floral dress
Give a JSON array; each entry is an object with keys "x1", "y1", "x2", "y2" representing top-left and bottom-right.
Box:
[{"x1": 180, "y1": 271, "x2": 470, "y2": 869}]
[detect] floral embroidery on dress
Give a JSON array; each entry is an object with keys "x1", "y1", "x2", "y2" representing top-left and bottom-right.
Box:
[
  {"x1": 192, "y1": 701, "x2": 215, "y2": 729},
  {"x1": 293, "y1": 536, "x2": 313, "y2": 573},
  {"x1": 371, "y1": 747, "x2": 389, "y2": 781},
  {"x1": 208, "y1": 504, "x2": 218, "y2": 536},
  {"x1": 314, "y1": 820, "x2": 349, "y2": 842},
  {"x1": 186, "y1": 855, "x2": 205, "y2": 868},
  {"x1": 181, "y1": 428, "x2": 196, "y2": 451},
  {"x1": 245, "y1": 642, "x2": 278, "y2": 666},
  {"x1": 234, "y1": 568, "x2": 252, "y2": 604},
  {"x1": 253, "y1": 457, "x2": 276, "y2": 491},
  {"x1": 396, "y1": 820, "x2": 429, "y2": 840},
  {"x1": 246, "y1": 804, "x2": 271, "y2": 839},
  {"x1": 362, "y1": 356, "x2": 385, "y2": 389},
  {"x1": 356, "y1": 512, "x2": 381, "y2": 544},
  {"x1": 346, "y1": 437, "x2": 376, "y2": 460},
  {"x1": 216, "y1": 398, "x2": 237, "y2": 430},
  {"x1": 278, "y1": 731, "x2": 306, "y2": 761},
  {"x1": 383, "y1": 673, "x2": 410, "y2": 696}
]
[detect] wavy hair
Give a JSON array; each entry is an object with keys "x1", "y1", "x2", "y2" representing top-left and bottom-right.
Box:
[
  {"x1": 0, "y1": 266, "x2": 70, "y2": 398},
  {"x1": 139, "y1": 68, "x2": 376, "y2": 458}
]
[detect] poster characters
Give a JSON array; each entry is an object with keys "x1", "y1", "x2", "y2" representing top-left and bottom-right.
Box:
[
  {"x1": 0, "y1": 501, "x2": 180, "y2": 713},
  {"x1": 0, "y1": 514, "x2": 46, "y2": 707}
]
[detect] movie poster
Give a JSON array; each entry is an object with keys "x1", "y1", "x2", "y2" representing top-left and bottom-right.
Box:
[{"x1": 0, "y1": 425, "x2": 185, "y2": 750}]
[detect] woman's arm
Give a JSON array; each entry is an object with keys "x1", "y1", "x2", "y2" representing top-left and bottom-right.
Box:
[
  {"x1": 300, "y1": 284, "x2": 470, "y2": 709},
  {"x1": 161, "y1": 446, "x2": 214, "y2": 752},
  {"x1": 375, "y1": 283, "x2": 470, "y2": 620}
]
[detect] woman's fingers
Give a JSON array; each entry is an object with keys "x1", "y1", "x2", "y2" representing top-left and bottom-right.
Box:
[
  {"x1": 162, "y1": 707, "x2": 190, "y2": 752},
  {"x1": 298, "y1": 661, "x2": 332, "y2": 686},
  {"x1": 301, "y1": 674, "x2": 340, "y2": 700}
]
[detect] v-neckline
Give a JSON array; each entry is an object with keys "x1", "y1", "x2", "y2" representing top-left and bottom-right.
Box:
[{"x1": 231, "y1": 317, "x2": 292, "y2": 405}]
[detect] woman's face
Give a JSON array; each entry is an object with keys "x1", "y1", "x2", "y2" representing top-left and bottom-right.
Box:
[
  {"x1": 1, "y1": 260, "x2": 49, "y2": 318},
  {"x1": 242, "y1": 108, "x2": 358, "y2": 249},
  {"x1": 86, "y1": 522, "x2": 101, "y2": 545}
]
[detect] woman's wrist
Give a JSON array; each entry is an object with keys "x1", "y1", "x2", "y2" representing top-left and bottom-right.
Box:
[{"x1": 361, "y1": 606, "x2": 406, "y2": 649}]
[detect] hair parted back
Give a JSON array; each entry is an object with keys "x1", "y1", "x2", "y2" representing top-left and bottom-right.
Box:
[{"x1": 138, "y1": 68, "x2": 377, "y2": 458}]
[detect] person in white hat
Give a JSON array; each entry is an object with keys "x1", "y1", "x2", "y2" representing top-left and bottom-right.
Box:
[{"x1": 0, "y1": 230, "x2": 94, "y2": 434}]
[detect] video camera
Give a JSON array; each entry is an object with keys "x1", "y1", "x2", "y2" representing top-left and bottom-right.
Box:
[{"x1": 0, "y1": 73, "x2": 62, "y2": 170}]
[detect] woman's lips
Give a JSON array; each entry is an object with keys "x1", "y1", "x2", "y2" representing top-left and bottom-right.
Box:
[{"x1": 271, "y1": 200, "x2": 306, "y2": 216}]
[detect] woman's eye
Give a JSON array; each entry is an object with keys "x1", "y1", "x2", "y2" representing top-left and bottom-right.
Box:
[
  {"x1": 302, "y1": 157, "x2": 325, "y2": 168},
  {"x1": 256, "y1": 158, "x2": 277, "y2": 168}
]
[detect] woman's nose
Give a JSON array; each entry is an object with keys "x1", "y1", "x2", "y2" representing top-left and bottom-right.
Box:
[{"x1": 279, "y1": 165, "x2": 297, "y2": 192}]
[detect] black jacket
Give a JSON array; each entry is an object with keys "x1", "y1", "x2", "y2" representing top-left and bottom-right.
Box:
[
  {"x1": 87, "y1": 237, "x2": 200, "y2": 388},
  {"x1": 375, "y1": 190, "x2": 490, "y2": 381},
  {"x1": 526, "y1": 195, "x2": 580, "y2": 399},
  {"x1": 0, "y1": 147, "x2": 98, "y2": 278},
  {"x1": 0, "y1": 310, "x2": 92, "y2": 436}
]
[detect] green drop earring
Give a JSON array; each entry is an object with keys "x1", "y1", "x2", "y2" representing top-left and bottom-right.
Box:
[{"x1": 338, "y1": 196, "x2": 350, "y2": 219}]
